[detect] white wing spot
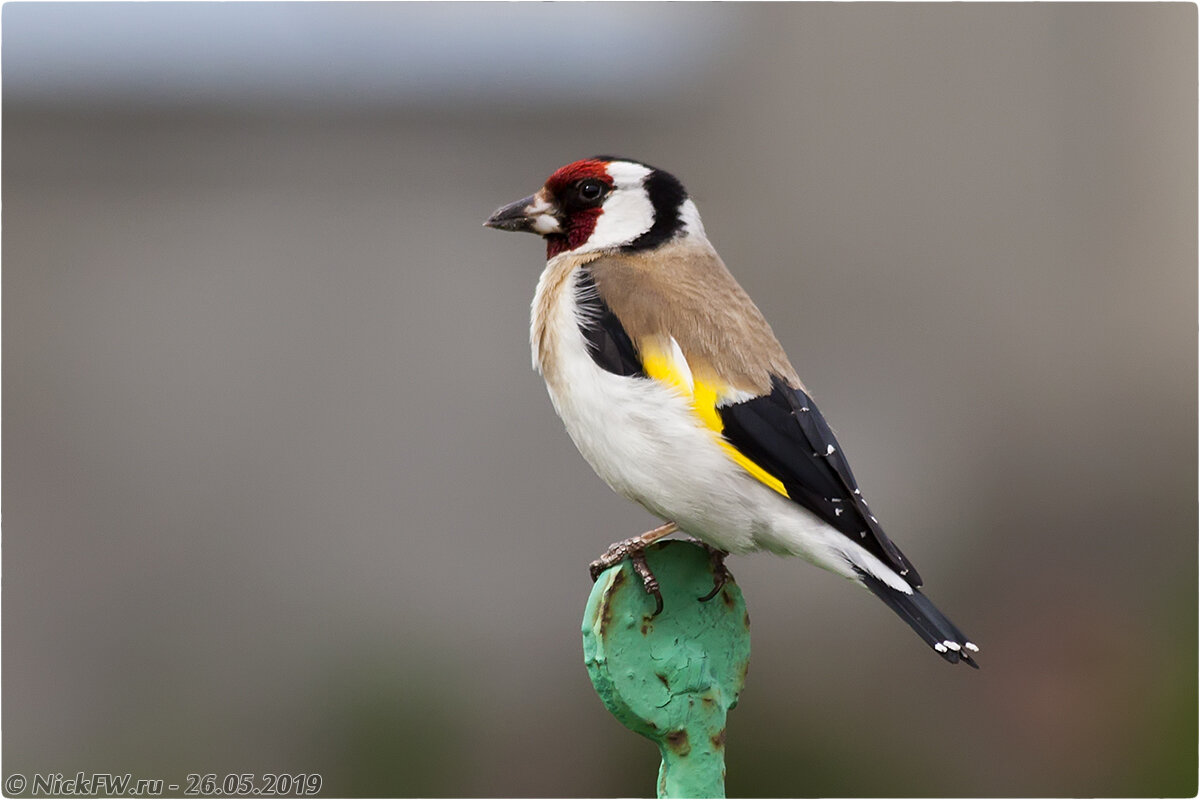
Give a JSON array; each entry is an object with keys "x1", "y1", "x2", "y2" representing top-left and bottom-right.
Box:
[
  {"x1": 835, "y1": 508, "x2": 843, "y2": 516},
  {"x1": 943, "y1": 641, "x2": 961, "y2": 651},
  {"x1": 826, "y1": 444, "x2": 836, "y2": 455},
  {"x1": 934, "y1": 643, "x2": 948, "y2": 653},
  {"x1": 965, "y1": 642, "x2": 980, "y2": 652}
]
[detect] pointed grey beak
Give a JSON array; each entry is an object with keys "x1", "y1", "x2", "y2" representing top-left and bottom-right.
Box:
[
  {"x1": 484, "y1": 194, "x2": 538, "y2": 232},
  {"x1": 483, "y1": 193, "x2": 562, "y2": 235}
]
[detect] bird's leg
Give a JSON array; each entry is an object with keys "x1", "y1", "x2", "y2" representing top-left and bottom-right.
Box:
[
  {"x1": 589, "y1": 521, "x2": 679, "y2": 615},
  {"x1": 678, "y1": 535, "x2": 731, "y2": 602}
]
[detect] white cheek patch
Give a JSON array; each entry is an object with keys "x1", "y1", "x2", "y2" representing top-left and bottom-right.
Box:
[{"x1": 576, "y1": 161, "x2": 654, "y2": 253}]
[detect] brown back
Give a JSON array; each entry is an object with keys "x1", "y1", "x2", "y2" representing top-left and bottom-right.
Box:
[{"x1": 587, "y1": 239, "x2": 802, "y2": 396}]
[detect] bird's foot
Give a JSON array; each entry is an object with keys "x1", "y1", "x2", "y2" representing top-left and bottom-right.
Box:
[
  {"x1": 589, "y1": 521, "x2": 678, "y2": 616},
  {"x1": 680, "y1": 536, "x2": 731, "y2": 602}
]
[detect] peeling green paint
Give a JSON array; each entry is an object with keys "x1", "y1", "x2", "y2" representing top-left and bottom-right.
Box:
[{"x1": 583, "y1": 541, "x2": 751, "y2": 798}]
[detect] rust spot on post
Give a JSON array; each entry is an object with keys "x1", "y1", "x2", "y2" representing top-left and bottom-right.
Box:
[
  {"x1": 599, "y1": 601, "x2": 613, "y2": 633},
  {"x1": 665, "y1": 729, "x2": 691, "y2": 756},
  {"x1": 711, "y1": 728, "x2": 726, "y2": 749},
  {"x1": 656, "y1": 673, "x2": 670, "y2": 689},
  {"x1": 598, "y1": 570, "x2": 628, "y2": 633},
  {"x1": 721, "y1": 589, "x2": 734, "y2": 608}
]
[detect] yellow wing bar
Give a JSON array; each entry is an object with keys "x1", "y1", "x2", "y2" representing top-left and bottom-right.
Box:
[{"x1": 641, "y1": 341, "x2": 789, "y2": 498}]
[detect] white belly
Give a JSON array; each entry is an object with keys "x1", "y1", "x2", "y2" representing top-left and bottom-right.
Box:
[{"x1": 547, "y1": 351, "x2": 766, "y2": 553}]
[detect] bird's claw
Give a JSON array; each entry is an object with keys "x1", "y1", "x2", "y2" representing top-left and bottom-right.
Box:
[
  {"x1": 588, "y1": 527, "x2": 725, "y2": 616},
  {"x1": 588, "y1": 539, "x2": 634, "y2": 581},
  {"x1": 695, "y1": 542, "x2": 730, "y2": 602},
  {"x1": 629, "y1": 549, "x2": 665, "y2": 616},
  {"x1": 588, "y1": 534, "x2": 667, "y2": 616}
]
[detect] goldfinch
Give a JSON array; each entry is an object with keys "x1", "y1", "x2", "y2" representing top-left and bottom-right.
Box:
[{"x1": 485, "y1": 157, "x2": 977, "y2": 667}]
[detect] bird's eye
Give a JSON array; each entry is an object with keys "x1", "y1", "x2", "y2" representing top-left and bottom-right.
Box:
[{"x1": 578, "y1": 180, "x2": 606, "y2": 202}]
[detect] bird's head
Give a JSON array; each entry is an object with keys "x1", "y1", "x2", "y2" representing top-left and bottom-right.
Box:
[{"x1": 484, "y1": 157, "x2": 704, "y2": 259}]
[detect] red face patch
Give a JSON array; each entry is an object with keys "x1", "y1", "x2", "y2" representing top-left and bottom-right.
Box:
[{"x1": 542, "y1": 159, "x2": 612, "y2": 258}]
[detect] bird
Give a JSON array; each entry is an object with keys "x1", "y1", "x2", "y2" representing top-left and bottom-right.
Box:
[{"x1": 484, "y1": 156, "x2": 977, "y2": 667}]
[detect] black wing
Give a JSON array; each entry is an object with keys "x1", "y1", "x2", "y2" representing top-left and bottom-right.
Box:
[{"x1": 719, "y1": 376, "x2": 923, "y2": 586}]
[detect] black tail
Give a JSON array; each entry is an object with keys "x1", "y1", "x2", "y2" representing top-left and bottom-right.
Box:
[{"x1": 856, "y1": 570, "x2": 979, "y2": 668}]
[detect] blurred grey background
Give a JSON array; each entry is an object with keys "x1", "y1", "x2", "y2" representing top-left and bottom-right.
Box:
[{"x1": 4, "y1": 2, "x2": 1196, "y2": 796}]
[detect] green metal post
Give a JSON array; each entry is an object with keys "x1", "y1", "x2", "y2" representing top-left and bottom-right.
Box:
[{"x1": 582, "y1": 540, "x2": 751, "y2": 798}]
